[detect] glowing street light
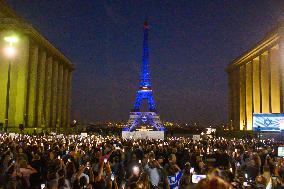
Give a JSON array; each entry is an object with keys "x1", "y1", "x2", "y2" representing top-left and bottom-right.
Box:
[
  {"x1": 3, "y1": 35, "x2": 18, "y2": 132},
  {"x1": 4, "y1": 46, "x2": 16, "y2": 58},
  {"x1": 4, "y1": 36, "x2": 19, "y2": 44}
]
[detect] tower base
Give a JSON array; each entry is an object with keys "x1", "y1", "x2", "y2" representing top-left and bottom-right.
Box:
[
  {"x1": 123, "y1": 111, "x2": 165, "y2": 132},
  {"x1": 122, "y1": 131, "x2": 164, "y2": 140}
]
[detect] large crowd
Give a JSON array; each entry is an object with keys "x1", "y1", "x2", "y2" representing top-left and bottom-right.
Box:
[{"x1": 0, "y1": 133, "x2": 284, "y2": 189}]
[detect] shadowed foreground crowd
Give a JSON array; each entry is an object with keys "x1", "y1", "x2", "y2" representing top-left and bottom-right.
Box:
[{"x1": 0, "y1": 133, "x2": 284, "y2": 189}]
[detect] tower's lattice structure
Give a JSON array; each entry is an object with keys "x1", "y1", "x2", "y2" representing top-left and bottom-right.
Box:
[{"x1": 124, "y1": 21, "x2": 164, "y2": 132}]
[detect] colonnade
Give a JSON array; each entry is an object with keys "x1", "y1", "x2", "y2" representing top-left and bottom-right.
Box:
[
  {"x1": 228, "y1": 43, "x2": 282, "y2": 130},
  {"x1": 0, "y1": 35, "x2": 73, "y2": 129}
]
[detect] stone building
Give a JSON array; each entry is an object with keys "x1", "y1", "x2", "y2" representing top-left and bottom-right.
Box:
[
  {"x1": 0, "y1": 2, "x2": 74, "y2": 130},
  {"x1": 227, "y1": 19, "x2": 284, "y2": 130}
]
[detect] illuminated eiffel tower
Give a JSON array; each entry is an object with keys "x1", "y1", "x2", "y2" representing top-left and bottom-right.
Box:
[{"x1": 123, "y1": 21, "x2": 164, "y2": 132}]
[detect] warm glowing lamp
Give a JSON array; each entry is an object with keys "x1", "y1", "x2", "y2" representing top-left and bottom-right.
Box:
[
  {"x1": 4, "y1": 36, "x2": 18, "y2": 58},
  {"x1": 4, "y1": 36, "x2": 18, "y2": 44},
  {"x1": 4, "y1": 46, "x2": 16, "y2": 58}
]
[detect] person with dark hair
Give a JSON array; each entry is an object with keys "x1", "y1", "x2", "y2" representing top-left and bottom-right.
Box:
[
  {"x1": 255, "y1": 175, "x2": 267, "y2": 189},
  {"x1": 30, "y1": 153, "x2": 43, "y2": 189},
  {"x1": 165, "y1": 164, "x2": 183, "y2": 189},
  {"x1": 179, "y1": 162, "x2": 192, "y2": 189},
  {"x1": 47, "y1": 171, "x2": 58, "y2": 189},
  {"x1": 111, "y1": 155, "x2": 125, "y2": 188},
  {"x1": 271, "y1": 165, "x2": 284, "y2": 189},
  {"x1": 243, "y1": 152, "x2": 261, "y2": 180},
  {"x1": 3, "y1": 163, "x2": 17, "y2": 189},
  {"x1": 65, "y1": 161, "x2": 76, "y2": 186},
  {"x1": 135, "y1": 171, "x2": 151, "y2": 189},
  {"x1": 194, "y1": 176, "x2": 232, "y2": 189},
  {"x1": 79, "y1": 176, "x2": 88, "y2": 189},
  {"x1": 58, "y1": 168, "x2": 71, "y2": 189}
]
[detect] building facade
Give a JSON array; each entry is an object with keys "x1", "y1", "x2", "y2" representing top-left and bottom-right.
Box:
[
  {"x1": 0, "y1": 2, "x2": 74, "y2": 130},
  {"x1": 227, "y1": 20, "x2": 284, "y2": 130}
]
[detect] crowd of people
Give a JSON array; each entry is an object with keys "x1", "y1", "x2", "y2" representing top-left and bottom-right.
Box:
[{"x1": 0, "y1": 132, "x2": 284, "y2": 189}]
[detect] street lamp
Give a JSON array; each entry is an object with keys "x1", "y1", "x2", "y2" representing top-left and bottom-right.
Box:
[{"x1": 3, "y1": 35, "x2": 18, "y2": 132}]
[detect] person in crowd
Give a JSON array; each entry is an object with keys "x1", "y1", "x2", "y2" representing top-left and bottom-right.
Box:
[
  {"x1": 3, "y1": 163, "x2": 18, "y2": 189},
  {"x1": 165, "y1": 164, "x2": 183, "y2": 189},
  {"x1": 243, "y1": 152, "x2": 261, "y2": 180},
  {"x1": 135, "y1": 171, "x2": 151, "y2": 189},
  {"x1": 270, "y1": 165, "x2": 284, "y2": 189},
  {"x1": 179, "y1": 162, "x2": 192, "y2": 189},
  {"x1": 111, "y1": 155, "x2": 125, "y2": 187},
  {"x1": 30, "y1": 154, "x2": 43, "y2": 189},
  {"x1": 19, "y1": 160, "x2": 37, "y2": 188},
  {"x1": 144, "y1": 151, "x2": 162, "y2": 188},
  {"x1": 194, "y1": 176, "x2": 232, "y2": 189}
]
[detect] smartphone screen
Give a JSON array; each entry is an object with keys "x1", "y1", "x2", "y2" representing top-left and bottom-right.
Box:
[
  {"x1": 111, "y1": 174, "x2": 115, "y2": 181},
  {"x1": 41, "y1": 184, "x2": 45, "y2": 189},
  {"x1": 278, "y1": 147, "x2": 284, "y2": 157},
  {"x1": 192, "y1": 174, "x2": 206, "y2": 184},
  {"x1": 243, "y1": 182, "x2": 250, "y2": 186}
]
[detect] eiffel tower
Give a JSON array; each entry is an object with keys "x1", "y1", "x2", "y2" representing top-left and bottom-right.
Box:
[{"x1": 123, "y1": 21, "x2": 164, "y2": 132}]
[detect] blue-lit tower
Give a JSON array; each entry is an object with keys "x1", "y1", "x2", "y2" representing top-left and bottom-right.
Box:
[
  {"x1": 124, "y1": 21, "x2": 164, "y2": 132},
  {"x1": 133, "y1": 21, "x2": 156, "y2": 112}
]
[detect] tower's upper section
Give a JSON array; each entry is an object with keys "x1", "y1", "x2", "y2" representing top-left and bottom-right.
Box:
[
  {"x1": 144, "y1": 20, "x2": 149, "y2": 29},
  {"x1": 140, "y1": 20, "x2": 151, "y2": 89}
]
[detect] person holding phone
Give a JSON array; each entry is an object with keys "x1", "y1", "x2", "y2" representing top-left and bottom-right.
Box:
[
  {"x1": 3, "y1": 162, "x2": 19, "y2": 189},
  {"x1": 144, "y1": 152, "x2": 162, "y2": 185},
  {"x1": 165, "y1": 164, "x2": 183, "y2": 189},
  {"x1": 111, "y1": 156, "x2": 125, "y2": 188},
  {"x1": 57, "y1": 168, "x2": 71, "y2": 189},
  {"x1": 72, "y1": 164, "x2": 90, "y2": 189}
]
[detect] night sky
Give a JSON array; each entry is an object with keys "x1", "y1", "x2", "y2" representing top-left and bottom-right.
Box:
[{"x1": 6, "y1": 0, "x2": 284, "y2": 125}]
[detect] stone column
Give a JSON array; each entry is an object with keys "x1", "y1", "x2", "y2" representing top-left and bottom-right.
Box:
[
  {"x1": 231, "y1": 68, "x2": 240, "y2": 130},
  {"x1": 26, "y1": 43, "x2": 39, "y2": 128},
  {"x1": 57, "y1": 63, "x2": 63, "y2": 128},
  {"x1": 260, "y1": 52, "x2": 270, "y2": 113},
  {"x1": 45, "y1": 56, "x2": 53, "y2": 128},
  {"x1": 36, "y1": 50, "x2": 46, "y2": 127},
  {"x1": 246, "y1": 62, "x2": 253, "y2": 130},
  {"x1": 278, "y1": 21, "x2": 284, "y2": 112},
  {"x1": 51, "y1": 60, "x2": 58, "y2": 128},
  {"x1": 239, "y1": 65, "x2": 246, "y2": 130},
  {"x1": 270, "y1": 45, "x2": 281, "y2": 113},
  {"x1": 13, "y1": 35, "x2": 30, "y2": 128},
  {"x1": 253, "y1": 57, "x2": 261, "y2": 113}
]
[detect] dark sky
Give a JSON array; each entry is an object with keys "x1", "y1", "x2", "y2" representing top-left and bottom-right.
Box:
[{"x1": 6, "y1": 0, "x2": 284, "y2": 125}]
